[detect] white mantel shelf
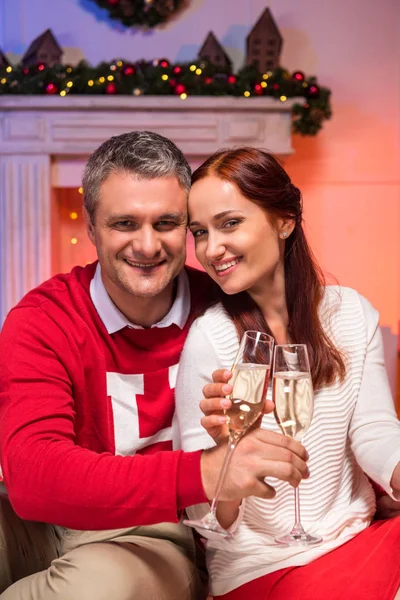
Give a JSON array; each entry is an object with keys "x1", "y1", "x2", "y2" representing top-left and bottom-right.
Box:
[
  {"x1": 0, "y1": 96, "x2": 300, "y2": 156},
  {"x1": 0, "y1": 95, "x2": 300, "y2": 324}
]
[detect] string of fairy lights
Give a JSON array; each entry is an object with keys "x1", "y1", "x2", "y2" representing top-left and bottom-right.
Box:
[
  {"x1": 67, "y1": 188, "x2": 83, "y2": 247},
  {"x1": 0, "y1": 59, "x2": 331, "y2": 135}
]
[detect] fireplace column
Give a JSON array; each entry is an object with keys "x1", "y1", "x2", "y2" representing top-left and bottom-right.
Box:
[{"x1": 0, "y1": 154, "x2": 51, "y2": 325}]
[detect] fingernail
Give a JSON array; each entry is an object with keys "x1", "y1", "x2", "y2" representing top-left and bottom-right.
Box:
[
  {"x1": 218, "y1": 416, "x2": 228, "y2": 424},
  {"x1": 222, "y1": 384, "x2": 232, "y2": 394},
  {"x1": 220, "y1": 399, "x2": 231, "y2": 408},
  {"x1": 224, "y1": 370, "x2": 232, "y2": 379}
]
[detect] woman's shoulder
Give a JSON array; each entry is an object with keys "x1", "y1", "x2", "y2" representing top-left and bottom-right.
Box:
[
  {"x1": 192, "y1": 302, "x2": 235, "y2": 330},
  {"x1": 187, "y1": 303, "x2": 239, "y2": 357},
  {"x1": 322, "y1": 285, "x2": 378, "y2": 317},
  {"x1": 321, "y1": 285, "x2": 379, "y2": 342}
]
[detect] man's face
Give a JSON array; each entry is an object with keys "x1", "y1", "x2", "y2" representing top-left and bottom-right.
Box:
[{"x1": 86, "y1": 171, "x2": 188, "y2": 311}]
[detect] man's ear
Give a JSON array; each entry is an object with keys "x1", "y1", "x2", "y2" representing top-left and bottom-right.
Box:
[{"x1": 83, "y1": 207, "x2": 95, "y2": 245}]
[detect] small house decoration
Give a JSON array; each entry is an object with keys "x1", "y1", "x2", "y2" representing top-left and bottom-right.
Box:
[
  {"x1": 198, "y1": 31, "x2": 232, "y2": 71},
  {"x1": 0, "y1": 48, "x2": 10, "y2": 68},
  {"x1": 246, "y1": 7, "x2": 282, "y2": 73},
  {"x1": 22, "y1": 29, "x2": 63, "y2": 68}
]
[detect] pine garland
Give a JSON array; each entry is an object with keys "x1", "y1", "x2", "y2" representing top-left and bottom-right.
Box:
[
  {"x1": 91, "y1": 0, "x2": 186, "y2": 28},
  {"x1": 0, "y1": 59, "x2": 331, "y2": 136}
]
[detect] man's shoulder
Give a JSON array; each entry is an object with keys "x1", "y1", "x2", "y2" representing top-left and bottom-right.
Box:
[{"x1": 8, "y1": 262, "x2": 97, "y2": 318}]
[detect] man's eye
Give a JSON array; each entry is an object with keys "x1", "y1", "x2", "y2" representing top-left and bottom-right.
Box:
[
  {"x1": 115, "y1": 221, "x2": 134, "y2": 228},
  {"x1": 156, "y1": 221, "x2": 177, "y2": 229}
]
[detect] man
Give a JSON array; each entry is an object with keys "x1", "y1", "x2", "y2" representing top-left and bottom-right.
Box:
[{"x1": 0, "y1": 131, "x2": 312, "y2": 599}]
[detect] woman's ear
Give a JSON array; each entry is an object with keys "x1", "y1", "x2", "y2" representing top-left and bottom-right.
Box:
[{"x1": 277, "y1": 218, "x2": 295, "y2": 240}]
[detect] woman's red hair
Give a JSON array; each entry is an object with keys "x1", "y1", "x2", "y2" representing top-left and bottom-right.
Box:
[{"x1": 191, "y1": 147, "x2": 345, "y2": 389}]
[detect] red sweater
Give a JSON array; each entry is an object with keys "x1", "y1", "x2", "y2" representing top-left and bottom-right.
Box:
[{"x1": 0, "y1": 263, "x2": 212, "y2": 530}]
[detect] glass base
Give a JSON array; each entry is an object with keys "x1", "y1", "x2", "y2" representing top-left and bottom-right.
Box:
[
  {"x1": 183, "y1": 515, "x2": 233, "y2": 539},
  {"x1": 275, "y1": 531, "x2": 322, "y2": 546}
]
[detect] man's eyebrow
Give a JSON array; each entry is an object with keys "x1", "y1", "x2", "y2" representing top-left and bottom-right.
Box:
[
  {"x1": 158, "y1": 212, "x2": 187, "y2": 221},
  {"x1": 189, "y1": 209, "x2": 238, "y2": 228},
  {"x1": 104, "y1": 212, "x2": 187, "y2": 225},
  {"x1": 104, "y1": 214, "x2": 136, "y2": 224}
]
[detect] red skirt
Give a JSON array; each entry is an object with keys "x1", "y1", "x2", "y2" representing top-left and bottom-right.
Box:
[{"x1": 215, "y1": 517, "x2": 400, "y2": 600}]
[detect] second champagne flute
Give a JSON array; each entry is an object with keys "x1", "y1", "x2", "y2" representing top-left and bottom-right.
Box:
[
  {"x1": 273, "y1": 343, "x2": 322, "y2": 545},
  {"x1": 183, "y1": 330, "x2": 274, "y2": 537}
]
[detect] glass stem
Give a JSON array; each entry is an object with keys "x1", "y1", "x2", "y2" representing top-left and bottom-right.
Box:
[
  {"x1": 209, "y1": 433, "x2": 242, "y2": 518},
  {"x1": 291, "y1": 486, "x2": 306, "y2": 535}
]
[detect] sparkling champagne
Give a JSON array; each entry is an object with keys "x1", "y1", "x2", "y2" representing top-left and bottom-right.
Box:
[
  {"x1": 227, "y1": 363, "x2": 270, "y2": 433},
  {"x1": 273, "y1": 371, "x2": 313, "y2": 441}
]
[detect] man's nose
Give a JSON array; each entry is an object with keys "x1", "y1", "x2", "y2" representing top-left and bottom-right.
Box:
[{"x1": 130, "y1": 227, "x2": 161, "y2": 258}]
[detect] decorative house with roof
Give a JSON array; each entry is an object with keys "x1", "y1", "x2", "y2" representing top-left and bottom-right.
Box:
[
  {"x1": 246, "y1": 7, "x2": 282, "y2": 73},
  {"x1": 198, "y1": 31, "x2": 232, "y2": 71},
  {"x1": 22, "y1": 29, "x2": 63, "y2": 68}
]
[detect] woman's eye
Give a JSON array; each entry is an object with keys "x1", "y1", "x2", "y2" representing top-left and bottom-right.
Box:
[
  {"x1": 224, "y1": 219, "x2": 240, "y2": 228},
  {"x1": 191, "y1": 229, "x2": 206, "y2": 238}
]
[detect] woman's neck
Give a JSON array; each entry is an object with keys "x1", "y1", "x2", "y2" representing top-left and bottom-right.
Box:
[{"x1": 248, "y1": 264, "x2": 289, "y2": 344}]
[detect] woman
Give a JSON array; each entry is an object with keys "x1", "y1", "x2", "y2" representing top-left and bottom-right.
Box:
[{"x1": 175, "y1": 148, "x2": 400, "y2": 599}]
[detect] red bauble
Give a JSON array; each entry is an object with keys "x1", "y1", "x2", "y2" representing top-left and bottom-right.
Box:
[
  {"x1": 174, "y1": 83, "x2": 186, "y2": 95},
  {"x1": 169, "y1": 78, "x2": 177, "y2": 87},
  {"x1": 307, "y1": 84, "x2": 320, "y2": 98},
  {"x1": 123, "y1": 65, "x2": 135, "y2": 76},
  {"x1": 105, "y1": 82, "x2": 117, "y2": 94},
  {"x1": 272, "y1": 83, "x2": 280, "y2": 90},
  {"x1": 23, "y1": 67, "x2": 29, "y2": 75},
  {"x1": 173, "y1": 66, "x2": 181, "y2": 74},
  {"x1": 45, "y1": 83, "x2": 58, "y2": 95},
  {"x1": 254, "y1": 83, "x2": 263, "y2": 95},
  {"x1": 37, "y1": 63, "x2": 45, "y2": 72},
  {"x1": 107, "y1": 0, "x2": 119, "y2": 4},
  {"x1": 204, "y1": 77, "x2": 213, "y2": 85},
  {"x1": 160, "y1": 59, "x2": 170, "y2": 68},
  {"x1": 292, "y1": 71, "x2": 305, "y2": 81},
  {"x1": 227, "y1": 75, "x2": 236, "y2": 84}
]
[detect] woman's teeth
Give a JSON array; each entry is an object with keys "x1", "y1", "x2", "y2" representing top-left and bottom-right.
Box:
[{"x1": 214, "y1": 259, "x2": 240, "y2": 272}]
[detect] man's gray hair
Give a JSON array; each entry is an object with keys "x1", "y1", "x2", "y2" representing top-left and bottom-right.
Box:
[{"x1": 82, "y1": 130, "x2": 191, "y2": 222}]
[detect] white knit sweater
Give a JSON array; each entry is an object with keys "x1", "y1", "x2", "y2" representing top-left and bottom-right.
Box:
[{"x1": 175, "y1": 286, "x2": 400, "y2": 596}]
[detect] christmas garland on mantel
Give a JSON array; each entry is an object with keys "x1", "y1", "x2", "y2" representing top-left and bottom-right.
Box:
[
  {"x1": 91, "y1": 0, "x2": 186, "y2": 28},
  {"x1": 0, "y1": 59, "x2": 331, "y2": 136}
]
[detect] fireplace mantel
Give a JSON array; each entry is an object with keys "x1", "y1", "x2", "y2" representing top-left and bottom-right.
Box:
[
  {"x1": 0, "y1": 95, "x2": 300, "y2": 323},
  {"x1": 0, "y1": 96, "x2": 299, "y2": 156}
]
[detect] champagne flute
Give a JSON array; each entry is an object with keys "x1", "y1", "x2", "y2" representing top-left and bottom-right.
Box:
[
  {"x1": 273, "y1": 344, "x2": 322, "y2": 545},
  {"x1": 183, "y1": 330, "x2": 274, "y2": 537}
]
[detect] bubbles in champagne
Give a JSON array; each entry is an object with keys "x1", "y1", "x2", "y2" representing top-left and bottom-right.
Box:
[
  {"x1": 273, "y1": 372, "x2": 313, "y2": 441},
  {"x1": 227, "y1": 363, "x2": 270, "y2": 433}
]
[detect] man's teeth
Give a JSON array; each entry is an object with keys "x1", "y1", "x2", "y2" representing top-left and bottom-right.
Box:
[
  {"x1": 214, "y1": 259, "x2": 240, "y2": 272},
  {"x1": 126, "y1": 260, "x2": 160, "y2": 268}
]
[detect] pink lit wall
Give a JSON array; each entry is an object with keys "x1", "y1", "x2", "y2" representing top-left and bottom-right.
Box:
[{"x1": 2, "y1": 0, "x2": 399, "y2": 392}]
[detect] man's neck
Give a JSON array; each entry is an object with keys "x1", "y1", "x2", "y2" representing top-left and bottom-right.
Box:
[{"x1": 105, "y1": 279, "x2": 177, "y2": 328}]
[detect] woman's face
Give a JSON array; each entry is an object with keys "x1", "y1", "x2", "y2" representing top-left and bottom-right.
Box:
[{"x1": 189, "y1": 175, "x2": 289, "y2": 296}]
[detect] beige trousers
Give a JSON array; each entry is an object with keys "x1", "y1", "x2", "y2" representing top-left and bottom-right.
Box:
[{"x1": 0, "y1": 496, "x2": 208, "y2": 600}]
